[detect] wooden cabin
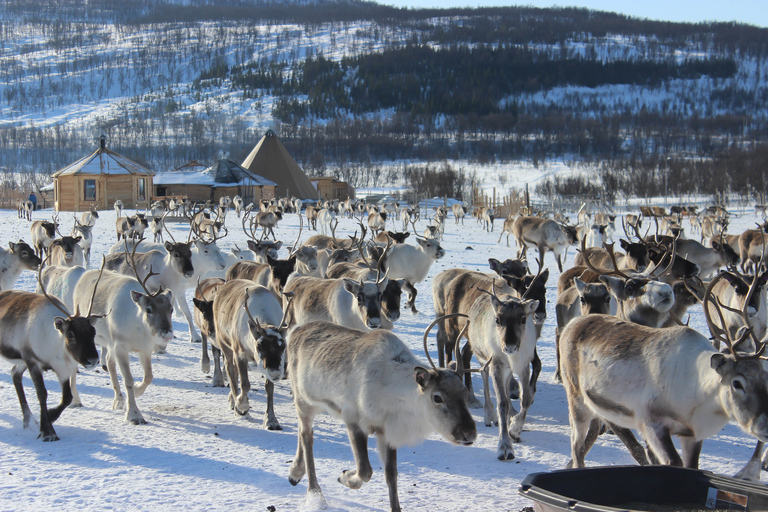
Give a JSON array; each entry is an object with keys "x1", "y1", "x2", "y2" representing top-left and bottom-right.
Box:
[
  {"x1": 52, "y1": 136, "x2": 154, "y2": 212},
  {"x1": 154, "y1": 158, "x2": 276, "y2": 205},
  {"x1": 310, "y1": 177, "x2": 355, "y2": 201}
]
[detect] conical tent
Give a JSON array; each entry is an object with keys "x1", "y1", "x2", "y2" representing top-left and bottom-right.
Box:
[{"x1": 241, "y1": 129, "x2": 318, "y2": 200}]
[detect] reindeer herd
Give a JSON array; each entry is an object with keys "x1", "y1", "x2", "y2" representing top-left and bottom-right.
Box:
[{"x1": 2, "y1": 196, "x2": 768, "y2": 510}]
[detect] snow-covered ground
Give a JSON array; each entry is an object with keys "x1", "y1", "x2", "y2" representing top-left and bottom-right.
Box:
[{"x1": 0, "y1": 205, "x2": 764, "y2": 512}]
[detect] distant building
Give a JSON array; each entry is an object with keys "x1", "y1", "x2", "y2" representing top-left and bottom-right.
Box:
[
  {"x1": 154, "y1": 158, "x2": 276, "y2": 205},
  {"x1": 52, "y1": 135, "x2": 154, "y2": 212},
  {"x1": 241, "y1": 129, "x2": 319, "y2": 200},
  {"x1": 310, "y1": 177, "x2": 355, "y2": 201}
]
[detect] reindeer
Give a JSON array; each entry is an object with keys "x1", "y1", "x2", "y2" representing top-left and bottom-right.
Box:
[
  {"x1": 232, "y1": 195, "x2": 244, "y2": 218},
  {"x1": 23, "y1": 200, "x2": 34, "y2": 221},
  {"x1": 0, "y1": 265, "x2": 101, "y2": 441},
  {"x1": 226, "y1": 255, "x2": 297, "y2": 298},
  {"x1": 560, "y1": 295, "x2": 768, "y2": 477},
  {"x1": 115, "y1": 213, "x2": 149, "y2": 241},
  {"x1": 317, "y1": 207, "x2": 337, "y2": 236},
  {"x1": 30, "y1": 216, "x2": 59, "y2": 258},
  {"x1": 704, "y1": 270, "x2": 768, "y2": 343},
  {"x1": 283, "y1": 270, "x2": 389, "y2": 331},
  {"x1": 374, "y1": 231, "x2": 410, "y2": 244},
  {"x1": 368, "y1": 210, "x2": 387, "y2": 238},
  {"x1": 512, "y1": 216, "x2": 578, "y2": 272},
  {"x1": 382, "y1": 237, "x2": 445, "y2": 314},
  {"x1": 192, "y1": 278, "x2": 226, "y2": 386},
  {"x1": 305, "y1": 205, "x2": 320, "y2": 231},
  {"x1": 104, "y1": 237, "x2": 199, "y2": 342},
  {"x1": 254, "y1": 210, "x2": 282, "y2": 240},
  {"x1": 649, "y1": 234, "x2": 739, "y2": 279},
  {"x1": 554, "y1": 278, "x2": 612, "y2": 380},
  {"x1": 481, "y1": 207, "x2": 495, "y2": 232},
  {"x1": 48, "y1": 235, "x2": 84, "y2": 268},
  {"x1": 79, "y1": 204, "x2": 99, "y2": 227},
  {"x1": 0, "y1": 240, "x2": 41, "y2": 292},
  {"x1": 452, "y1": 204, "x2": 469, "y2": 224},
  {"x1": 114, "y1": 199, "x2": 124, "y2": 218},
  {"x1": 71, "y1": 217, "x2": 94, "y2": 269},
  {"x1": 287, "y1": 317, "x2": 477, "y2": 512},
  {"x1": 401, "y1": 206, "x2": 420, "y2": 232},
  {"x1": 71, "y1": 260, "x2": 174, "y2": 425},
  {"x1": 738, "y1": 227, "x2": 768, "y2": 273},
  {"x1": 214, "y1": 279, "x2": 289, "y2": 429},
  {"x1": 497, "y1": 216, "x2": 518, "y2": 246}
]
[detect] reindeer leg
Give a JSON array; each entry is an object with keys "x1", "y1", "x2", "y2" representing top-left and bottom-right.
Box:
[
  {"x1": 339, "y1": 423, "x2": 373, "y2": 489},
  {"x1": 47, "y1": 374, "x2": 73, "y2": 424},
  {"x1": 176, "y1": 292, "x2": 202, "y2": 343},
  {"x1": 680, "y1": 437, "x2": 703, "y2": 469},
  {"x1": 27, "y1": 363, "x2": 60, "y2": 441},
  {"x1": 566, "y1": 403, "x2": 598, "y2": 468},
  {"x1": 133, "y1": 352, "x2": 153, "y2": 398},
  {"x1": 234, "y1": 354, "x2": 250, "y2": 416},
  {"x1": 211, "y1": 344, "x2": 225, "y2": 387},
  {"x1": 221, "y1": 344, "x2": 239, "y2": 410},
  {"x1": 462, "y1": 342, "x2": 483, "y2": 409},
  {"x1": 201, "y1": 333, "x2": 211, "y2": 374},
  {"x1": 641, "y1": 423, "x2": 683, "y2": 466},
  {"x1": 263, "y1": 379, "x2": 281, "y2": 430},
  {"x1": 11, "y1": 364, "x2": 34, "y2": 429},
  {"x1": 403, "y1": 280, "x2": 419, "y2": 314},
  {"x1": 115, "y1": 350, "x2": 147, "y2": 425},
  {"x1": 290, "y1": 402, "x2": 325, "y2": 507},
  {"x1": 609, "y1": 423, "x2": 650, "y2": 465},
  {"x1": 436, "y1": 316, "x2": 448, "y2": 368},
  {"x1": 105, "y1": 348, "x2": 125, "y2": 412},
  {"x1": 492, "y1": 361, "x2": 515, "y2": 460},
  {"x1": 734, "y1": 441, "x2": 764, "y2": 481},
  {"x1": 509, "y1": 361, "x2": 533, "y2": 442},
  {"x1": 377, "y1": 436, "x2": 401, "y2": 512},
  {"x1": 482, "y1": 365, "x2": 498, "y2": 426}
]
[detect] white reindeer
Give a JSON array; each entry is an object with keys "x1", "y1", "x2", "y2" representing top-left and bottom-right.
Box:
[
  {"x1": 72, "y1": 266, "x2": 174, "y2": 424},
  {"x1": 287, "y1": 319, "x2": 477, "y2": 512}
]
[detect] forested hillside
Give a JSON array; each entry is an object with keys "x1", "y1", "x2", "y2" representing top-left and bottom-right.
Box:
[{"x1": 1, "y1": 0, "x2": 767, "y2": 197}]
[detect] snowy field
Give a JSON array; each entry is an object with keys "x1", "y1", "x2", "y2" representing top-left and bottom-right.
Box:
[{"x1": 0, "y1": 205, "x2": 765, "y2": 512}]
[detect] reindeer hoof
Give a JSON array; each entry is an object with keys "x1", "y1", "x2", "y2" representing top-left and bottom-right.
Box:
[
  {"x1": 40, "y1": 432, "x2": 60, "y2": 442},
  {"x1": 497, "y1": 449, "x2": 515, "y2": 461}
]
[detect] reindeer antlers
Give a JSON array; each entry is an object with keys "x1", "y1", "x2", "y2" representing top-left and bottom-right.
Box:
[{"x1": 123, "y1": 236, "x2": 162, "y2": 299}]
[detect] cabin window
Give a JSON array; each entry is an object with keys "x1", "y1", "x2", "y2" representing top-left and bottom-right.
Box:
[
  {"x1": 84, "y1": 179, "x2": 96, "y2": 200},
  {"x1": 138, "y1": 178, "x2": 146, "y2": 201}
]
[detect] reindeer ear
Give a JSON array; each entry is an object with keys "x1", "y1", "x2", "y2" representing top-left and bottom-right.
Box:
[
  {"x1": 539, "y1": 268, "x2": 550, "y2": 285},
  {"x1": 599, "y1": 275, "x2": 629, "y2": 300},
  {"x1": 620, "y1": 239, "x2": 631, "y2": 251},
  {"x1": 524, "y1": 299, "x2": 539, "y2": 315},
  {"x1": 53, "y1": 317, "x2": 67, "y2": 333},
  {"x1": 246, "y1": 240, "x2": 258, "y2": 252},
  {"x1": 710, "y1": 353, "x2": 736, "y2": 376},
  {"x1": 575, "y1": 278, "x2": 586, "y2": 293},
  {"x1": 414, "y1": 366, "x2": 433, "y2": 390},
  {"x1": 130, "y1": 290, "x2": 145, "y2": 304},
  {"x1": 274, "y1": 241, "x2": 284, "y2": 250},
  {"x1": 488, "y1": 258, "x2": 502, "y2": 274},
  {"x1": 343, "y1": 279, "x2": 360, "y2": 295}
]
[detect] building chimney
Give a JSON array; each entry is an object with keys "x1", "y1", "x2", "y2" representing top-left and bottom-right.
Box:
[{"x1": 99, "y1": 134, "x2": 106, "y2": 150}]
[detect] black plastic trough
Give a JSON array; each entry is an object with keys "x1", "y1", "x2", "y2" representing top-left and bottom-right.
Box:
[{"x1": 518, "y1": 466, "x2": 768, "y2": 512}]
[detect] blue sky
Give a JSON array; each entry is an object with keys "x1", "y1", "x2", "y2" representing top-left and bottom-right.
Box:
[{"x1": 378, "y1": 1, "x2": 768, "y2": 28}]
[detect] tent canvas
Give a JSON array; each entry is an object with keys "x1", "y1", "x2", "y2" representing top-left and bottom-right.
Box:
[{"x1": 241, "y1": 130, "x2": 318, "y2": 200}]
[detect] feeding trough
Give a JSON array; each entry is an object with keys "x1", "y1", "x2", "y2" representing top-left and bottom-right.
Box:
[{"x1": 518, "y1": 466, "x2": 768, "y2": 512}]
